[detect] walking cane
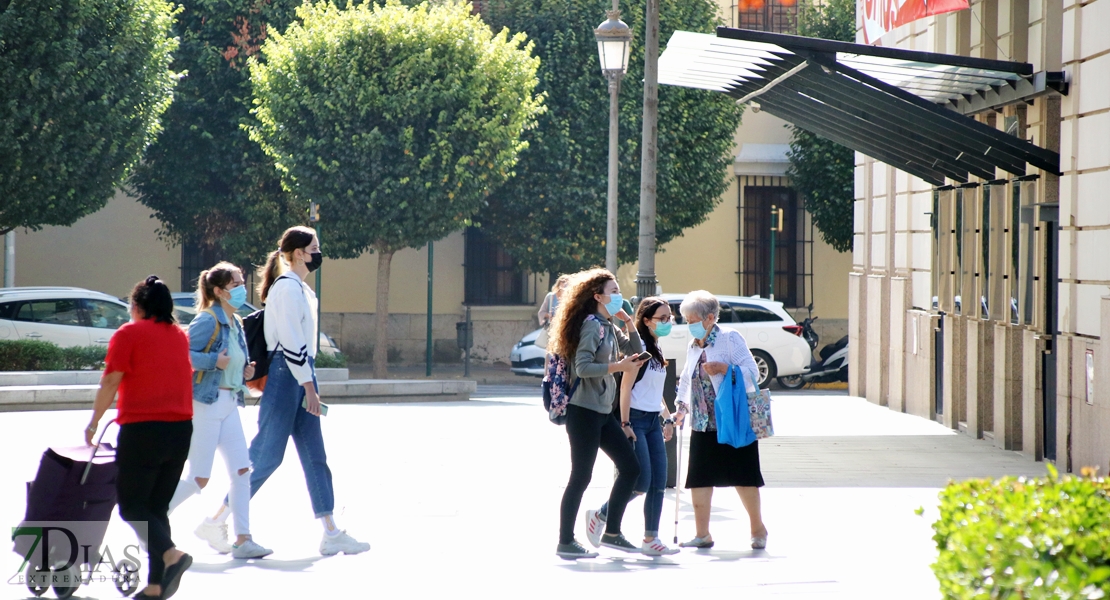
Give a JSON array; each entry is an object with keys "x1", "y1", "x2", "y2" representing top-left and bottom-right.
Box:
[{"x1": 673, "y1": 420, "x2": 683, "y2": 545}]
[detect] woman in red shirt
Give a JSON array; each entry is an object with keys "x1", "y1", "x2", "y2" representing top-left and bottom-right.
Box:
[{"x1": 86, "y1": 276, "x2": 194, "y2": 600}]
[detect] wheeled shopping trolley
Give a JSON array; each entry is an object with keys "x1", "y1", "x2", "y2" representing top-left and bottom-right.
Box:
[{"x1": 12, "y1": 423, "x2": 139, "y2": 598}]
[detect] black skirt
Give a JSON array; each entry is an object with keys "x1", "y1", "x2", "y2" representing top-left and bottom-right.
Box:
[{"x1": 685, "y1": 430, "x2": 764, "y2": 488}]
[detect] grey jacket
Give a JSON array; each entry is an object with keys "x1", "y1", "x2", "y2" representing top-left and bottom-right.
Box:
[{"x1": 569, "y1": 313, "x2": 643, "y2": 414}]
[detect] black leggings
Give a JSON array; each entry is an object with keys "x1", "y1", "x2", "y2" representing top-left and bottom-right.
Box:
[
  {"x1": 116, "y1": 421, "x2": 191, "y2": 586},
  {"x1": 559, "y1": 404, "x2": 640, "y2": 545}
]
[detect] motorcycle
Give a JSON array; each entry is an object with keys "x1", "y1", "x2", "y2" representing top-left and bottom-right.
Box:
[{"x1": 776, "y1": 306, "x2": 849, "y2": 390}]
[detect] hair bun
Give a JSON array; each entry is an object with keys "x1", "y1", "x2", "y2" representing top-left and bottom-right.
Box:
[{"x1": 145, "y1": 275, "x2": 161, "y2": 287}]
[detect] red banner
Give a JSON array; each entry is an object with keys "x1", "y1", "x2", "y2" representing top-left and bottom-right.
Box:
[{"x1": 859, "y1": 0, "x2": 970, "y2": 45}]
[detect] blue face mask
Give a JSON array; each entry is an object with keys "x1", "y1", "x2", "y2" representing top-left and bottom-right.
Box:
[
  {"x1": 228, "y1": 285, "x2": 247, "y2": 309},
  {"x1": 689, "y1": 319, "x2": 708, "y2": 340},
  {"x1": 654, "y1": 321, "x2": 672, "y2": 337},
  {"x1": 603, "y1": 292, "x2": 624, "y2": 317}
]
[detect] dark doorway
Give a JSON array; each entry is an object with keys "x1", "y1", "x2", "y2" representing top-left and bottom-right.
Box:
[
  {"x1": 464, "y1": 227, "x2": 526, "y2": 306},
  {"x1": 740, "y1": 186, "x2": 809, "y2": 307},
  {"x1": 935, "y1": 315, "x2": 945, "y2": 418},
  {"x1": 1041, "y1": 207, "x2": 1059, "y2": 462}
]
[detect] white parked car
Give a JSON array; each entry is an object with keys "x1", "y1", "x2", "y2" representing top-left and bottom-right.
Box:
[
  {"x1": 0, "y1": 287, "x2": 130, "y2": 348},
  {"x1": 170, "y1": 292, "x2": 343, "y2": 357},
  {"x1": 510, "y1": 328, "x2": 546, "y2": 377},
  {"x1": 510, "y1": 293, "x2": 812, "y2": 388},
  {"x1": 658, "y1": 294, "x2": 811, "y2": 387}
]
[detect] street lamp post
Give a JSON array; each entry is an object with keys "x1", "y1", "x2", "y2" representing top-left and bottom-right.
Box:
[
  {"x1": 635, "y1": 0, "x2": 659, "y2": 300},
  {"x1": 595, "y1": 7, "x2": 632, "y2": 275}
]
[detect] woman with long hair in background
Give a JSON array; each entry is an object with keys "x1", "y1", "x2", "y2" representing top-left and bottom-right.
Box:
[{"x1": 548, "y1": 268, "x2": 645, "y2": 559}]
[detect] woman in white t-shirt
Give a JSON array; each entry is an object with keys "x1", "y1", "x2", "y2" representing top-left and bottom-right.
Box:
[{"x1": 583, "y1": 297, "x2": 679, "y2": 556}]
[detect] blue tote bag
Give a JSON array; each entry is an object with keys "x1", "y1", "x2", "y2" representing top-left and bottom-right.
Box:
[{"x1": 715, "y1": 365, "x2": 757, "y2": 448}]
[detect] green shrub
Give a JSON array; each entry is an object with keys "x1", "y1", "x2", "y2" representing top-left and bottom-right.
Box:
[
  {"x1": 0, "y1": 340, "x2": 108, "y2": 371},
  {"x1": 315, "y1": 352, "x2": 347, "y2": 369},
  {"x1": 932, "y1": 464, "x2": 1110, "y2": 599},
  {"x1": 0, "y1": 340, "x2": 64, "y2": 371},
  {"x1": 59, "y1": 346, "x2": 108, "y2": 370}
]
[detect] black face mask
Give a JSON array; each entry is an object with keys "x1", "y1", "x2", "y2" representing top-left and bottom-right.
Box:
[{"x1": 305, "y1": 251, "x2": 323, "y2": 273}]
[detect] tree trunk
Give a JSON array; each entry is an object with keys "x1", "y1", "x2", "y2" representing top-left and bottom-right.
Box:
[{"x1": 374, "y1": 245, "x2": 394, "y2": 379}]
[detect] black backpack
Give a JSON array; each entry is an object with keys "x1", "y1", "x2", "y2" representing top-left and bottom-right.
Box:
[{"x1": 242, "y1": 308, "x2": 269, "y2": 382}]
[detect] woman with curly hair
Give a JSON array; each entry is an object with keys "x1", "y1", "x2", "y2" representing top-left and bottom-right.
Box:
[{"x1": 548, "y1": 268, "x2": 646, "y2": 559}]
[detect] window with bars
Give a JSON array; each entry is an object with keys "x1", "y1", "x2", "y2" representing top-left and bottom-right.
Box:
[
  {"x1": 464, "y1": 227, "x2": 527, "y2": 305},
  {"x1": 180, "y1": 241, "x2": 222, "y2": 292},
  {"x1": 739, "y1": 185, "x2": 811, "y2": 308},
  {"x1": 730, "y1": 0, "x2": 798, "y2": 34}
]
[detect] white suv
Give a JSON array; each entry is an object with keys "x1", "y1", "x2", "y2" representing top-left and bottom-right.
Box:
[
  {"x1": 657, "y1": 294, "x2": 812, "y2": 388},
  {"x1": 0, "y1": 287, "x2": 131, "y2": 348}
]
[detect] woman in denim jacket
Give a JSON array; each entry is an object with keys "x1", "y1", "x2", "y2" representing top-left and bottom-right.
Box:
[{"x1": 167, "y1": 262, "x2": 272, "y2": 559}]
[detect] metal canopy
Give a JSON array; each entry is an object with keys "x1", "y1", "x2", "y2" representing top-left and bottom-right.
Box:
[{"x1": 658, "y1": 28, "x2": 1064, "y2": 186}]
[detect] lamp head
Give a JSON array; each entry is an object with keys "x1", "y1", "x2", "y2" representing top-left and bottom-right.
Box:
[{"x1": 595, "y1": 10, "x2": 632, "y2": 77}]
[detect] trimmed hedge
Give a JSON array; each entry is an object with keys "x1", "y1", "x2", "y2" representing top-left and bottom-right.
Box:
[
  {"x1": 315, "y1": 351, "x2": 348, "y2": 369},
  {"x1": 0, "y1": 340, "x2": 107, "y2": 371},
  {"x1": 932, "y1": 464, "x2": 1110, "y2": 599}
]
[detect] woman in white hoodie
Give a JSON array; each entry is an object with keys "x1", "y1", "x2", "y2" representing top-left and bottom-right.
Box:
[{"x1": 227, "y1": 225, "x2": 370, "y2": 556}]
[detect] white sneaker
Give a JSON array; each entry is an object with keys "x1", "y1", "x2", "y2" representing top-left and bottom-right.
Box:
[
  {"x1": 641, "y1": 538, "x2": 680, "y2": 556},
  {"x1": 584, "y1": 510, "x2": 605, "y2": 548},
  {"x1": 319, "y1": 531, "x2": 370, "y2": 556},
  {"x1": 194, "y1": 519, "x2": 232, "y2": 554},
  {"x1": 231, "y1": 539, "x2": 273, "y2": 559}
]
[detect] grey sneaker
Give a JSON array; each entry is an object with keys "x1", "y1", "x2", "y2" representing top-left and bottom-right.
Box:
[
  {"x1": 556, "y1": 540, "x2": 599, "y2": 560},
  {"x1": 600, "y1": 533, "x2": 640, "y2": 553},
  {"x1": 231, "y1": 539, "x2": 273, "y2": 559}
]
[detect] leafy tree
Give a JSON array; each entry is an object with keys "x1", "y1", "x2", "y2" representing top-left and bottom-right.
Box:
[
  {"x1": 785, "y1": 0, "x2": 855, "y2": 252},
  {"x1": 129, "y1": 0, "x2": 304, "y2": 270},
  {"x1": 248, "y1": 0, "x2": 543, "y2": 376},
  {"x1": 0, "y1": 0, "x2": 178, "y2": 235},
  {"x1": 476, "y1": 0, "x2": 743, "y2": 275}
]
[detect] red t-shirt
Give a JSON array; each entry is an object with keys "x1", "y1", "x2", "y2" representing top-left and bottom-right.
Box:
[{"x1": 105, "y1": 319, "x2": 193, "y2": 425}]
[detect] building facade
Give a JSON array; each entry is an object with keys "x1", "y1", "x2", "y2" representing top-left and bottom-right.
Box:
[{"x1": 851, "y1": 0, "x2": 1110, "y2": 473}]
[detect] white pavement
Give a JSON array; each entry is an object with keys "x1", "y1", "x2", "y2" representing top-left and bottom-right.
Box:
[{"x1": 1, "y1": 389, "x2": 1047, "y2": 600}]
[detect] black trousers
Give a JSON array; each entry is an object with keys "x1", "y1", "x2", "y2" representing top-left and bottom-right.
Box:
[
  {"x1": 559, "y1": 404, "x2": 640, "y2": 545},
  {"x1": 116, "y1": 420, "x2": 191, "y2": 585}
]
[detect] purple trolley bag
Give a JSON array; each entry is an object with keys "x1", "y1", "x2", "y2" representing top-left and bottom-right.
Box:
[{"x1": 13, "y1": 421, "x2": 140, "y2": 599}]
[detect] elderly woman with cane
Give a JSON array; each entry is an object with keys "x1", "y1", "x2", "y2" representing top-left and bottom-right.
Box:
[{"x1": 674, "y1": 290, "x2": 769, "y2": 550}]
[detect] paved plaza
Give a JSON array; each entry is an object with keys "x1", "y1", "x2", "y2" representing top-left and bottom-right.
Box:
[{"x1": 1, "y1": 387, "x2": 1047, "y2": 599}]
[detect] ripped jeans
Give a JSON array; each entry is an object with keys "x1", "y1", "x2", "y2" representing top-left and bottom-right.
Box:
[{"x1": 599, "y1": 409, "x2": 668, "y2": 537}]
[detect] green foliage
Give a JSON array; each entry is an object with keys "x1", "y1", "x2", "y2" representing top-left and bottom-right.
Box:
[
  {"x1": 786, "y1": 129, "x2": 854, "y2": 252},
  {"x1": 477, "y1": 0, "x2": 743, "y2": 274},
  {"x1": 0, "y1": 341, "x2": 106, "y2": 371},
  {"x1": 785, "y1": 0, "x2": 855, "y2": 253},
  {"x1": 129, "y1": 0, "x2": 305, "y2": 269},
  {"x1": 314, "y1": 351, "x2": 348, "y2": 369},
  {"x1": 247, "y1": 0, "x2": 544, "y2": 257},
  {"x1": 932, "y1": 466, "x2": 1110, "y2": 599},
  {"x1": 0, "y1": 0, "x2": 179, "y2": 235}
]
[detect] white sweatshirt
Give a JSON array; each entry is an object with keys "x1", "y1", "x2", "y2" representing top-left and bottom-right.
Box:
[{"x1": 264, "y1": 272, "x2": 318, "y2": 384}]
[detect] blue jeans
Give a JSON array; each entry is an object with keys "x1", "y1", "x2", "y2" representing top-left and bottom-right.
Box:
[
  {"x1": 243, "y1": 355, "x2": 334, "y2": 517},
  {"x1": 600, "y1": 409, "x2": 668, "y2": 537}
]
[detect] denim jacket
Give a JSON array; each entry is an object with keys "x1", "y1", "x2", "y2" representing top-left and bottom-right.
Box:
[{"x1": 188, "y1": 305, "x2": 247, "y2": 406}]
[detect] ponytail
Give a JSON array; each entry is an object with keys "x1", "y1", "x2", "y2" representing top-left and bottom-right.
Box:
[{"x1": 256, "y1": 250, "x2": 284, "y2": 303}]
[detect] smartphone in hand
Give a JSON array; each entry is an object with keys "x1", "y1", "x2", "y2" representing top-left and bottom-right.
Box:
[
  {"x1": 302, "y1": 397, "x2": 329, "y2": 416},
  {"x1": 634, "y1": 351, "x2": 653, "y2": 362}
]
